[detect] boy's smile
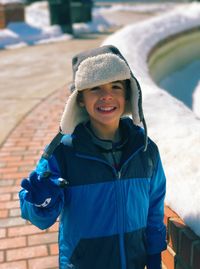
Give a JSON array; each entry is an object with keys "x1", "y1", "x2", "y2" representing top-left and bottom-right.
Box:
[
  {"x1": 97, "y1": 106, "x2": 116, "y2": 113},
  {"x1": 79, "y1": 81, "x2": 126, "y2": 140}
]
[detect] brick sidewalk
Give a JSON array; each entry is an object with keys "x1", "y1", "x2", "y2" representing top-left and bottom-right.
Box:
[{"x1": 0, "y1": 86, "x2": 68, "y2": 269}]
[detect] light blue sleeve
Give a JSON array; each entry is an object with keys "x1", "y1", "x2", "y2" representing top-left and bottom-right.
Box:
[
  {"x1": 19, "y1": 154, "x2": 64, "y2": 230},
  {"x1": 146, "y1": 153, "x2": 167, "y2": 254}
]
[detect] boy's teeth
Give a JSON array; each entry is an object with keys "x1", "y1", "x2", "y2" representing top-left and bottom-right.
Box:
[{"x1": 99, "y1": 107, "x2": 114, "y2": 111}]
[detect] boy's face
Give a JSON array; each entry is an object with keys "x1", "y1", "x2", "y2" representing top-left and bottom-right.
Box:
[{"x1": 79, "y1": 80, "x2": 126, "y2": 132}]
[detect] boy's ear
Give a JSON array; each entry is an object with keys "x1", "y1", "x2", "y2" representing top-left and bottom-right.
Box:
[{"x1": 77, "y1": 92, "x2": 85, "y2": 107}]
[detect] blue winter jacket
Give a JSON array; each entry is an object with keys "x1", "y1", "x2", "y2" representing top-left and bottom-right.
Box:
[{"x1": 19, "y1": 118, "x2": 166, "y2": 269}]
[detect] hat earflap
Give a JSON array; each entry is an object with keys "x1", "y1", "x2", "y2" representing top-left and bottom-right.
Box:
[
  {"x1": 128, "y1": 78, "x2": 141, "y2": 125},
  {"x1": 124, "y1": 77, "x2": 148, "y2": 151},
  {"x1": 60, "y1": 90, "x2": 89, "y2": 134}
]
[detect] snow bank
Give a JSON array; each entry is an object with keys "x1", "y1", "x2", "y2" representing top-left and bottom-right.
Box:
[{"x1": 97, "y1": 2, "x2": 178, "y2": 14}]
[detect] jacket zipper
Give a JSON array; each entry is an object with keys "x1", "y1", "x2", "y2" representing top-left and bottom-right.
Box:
[
  {"x1": 116, "y1": 170, "x2": 126, "y2": 269},
  {"x1": 76, "y1": 145, "x2": 145, "y2": 269},
  {"x1": 115, "y1": 145, "x2": 146, "y2": 269}
]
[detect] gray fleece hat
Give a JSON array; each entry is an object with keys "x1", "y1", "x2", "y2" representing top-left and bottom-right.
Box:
[{"x1": 60, "y1": 45, "x2": 147, "y2": 150}]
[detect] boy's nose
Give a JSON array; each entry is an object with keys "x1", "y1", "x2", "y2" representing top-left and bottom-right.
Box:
[{"x1": 99, "y1": 89, "x2": 113, "y2": 101}]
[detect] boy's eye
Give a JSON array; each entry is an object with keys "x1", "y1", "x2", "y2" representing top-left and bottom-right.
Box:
[
  {"x1": 112, "y1": 84, "x2": 124, "y2": 90},
  {"x1": 90, "y1": 87, "x2": 100, "y2": 91}
]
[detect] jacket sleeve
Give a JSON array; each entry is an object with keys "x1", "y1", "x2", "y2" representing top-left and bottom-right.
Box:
[
  {"x1": 146, "y1": 150, "x2": 167, "y2": 254},
  {"x1": 19, "y1": 154, "x2": 64, "y2": 230}
]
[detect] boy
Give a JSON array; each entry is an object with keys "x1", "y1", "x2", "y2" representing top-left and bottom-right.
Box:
[{"x1": 19, "y1": 45, "x2": 166, "y2": 269}]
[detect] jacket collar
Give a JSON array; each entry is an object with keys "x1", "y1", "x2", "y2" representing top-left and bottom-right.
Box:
[{"x1": 72, "y1": 118, "x2": 145, "y2": 162}]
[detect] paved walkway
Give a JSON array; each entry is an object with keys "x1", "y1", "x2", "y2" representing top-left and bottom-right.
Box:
[{"x1": 0, "y1": 10, "x2": 159, "y2": 269}]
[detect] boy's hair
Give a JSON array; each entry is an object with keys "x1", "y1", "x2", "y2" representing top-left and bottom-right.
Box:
[{"x1": 60, "y1": 45, "x2": 148, "y2": 150}]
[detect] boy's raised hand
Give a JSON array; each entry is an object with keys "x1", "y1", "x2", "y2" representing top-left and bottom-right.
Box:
[{"x1": 21, "y1": 171, "x2": 66, "y2": 208}]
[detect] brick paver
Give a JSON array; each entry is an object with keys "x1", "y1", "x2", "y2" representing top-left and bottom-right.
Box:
[{"x1": 0, "y1": 86, "x2": 68, "y2": 268}]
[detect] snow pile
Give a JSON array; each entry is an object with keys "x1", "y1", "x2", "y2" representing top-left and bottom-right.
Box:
[
  {"x1": 25, "y1": 1, "x2": 50, "y2": 28},
  {"x1": 98, "y1": 2, "x2": 178, "y2": 14},
  {"x1": 0, "y1": 1, "x2": 118, "y2": 49},
  {"x1": 0, "y1": 1, "x2": 72, "y2": 49},
  {"x1": 73, "y1": 8, "x2": 117, "y2": 34},
  {"x1": 6, "y1": 23, "x2": 69, "y2": 48},
  {"x1": 25, "y1": 1, "x2": 115, "y2": 33},
  {"x1": 103, "y1": 2, "x2": 200, "y2": 236}
]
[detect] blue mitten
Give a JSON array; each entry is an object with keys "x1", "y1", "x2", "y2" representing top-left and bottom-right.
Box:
[
  {"x1": 21, "y1": 171, "x2": 65, "y2": 208},
  {"x1": 147, "y1": 253, "x2": 161, "y2": 269}
]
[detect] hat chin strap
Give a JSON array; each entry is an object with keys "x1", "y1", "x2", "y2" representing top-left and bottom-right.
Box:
[{"x1": 141, "y1": 118, "x2": 148, "y2": 152}]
